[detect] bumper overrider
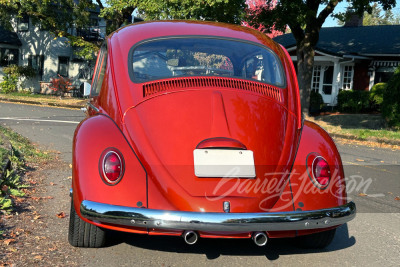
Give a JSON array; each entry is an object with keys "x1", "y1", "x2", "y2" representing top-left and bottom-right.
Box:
[{"x1": 80, "y1": 200, "x2": 356, "y2": 232}]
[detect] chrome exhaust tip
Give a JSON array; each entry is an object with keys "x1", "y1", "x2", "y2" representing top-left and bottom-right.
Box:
[
  {"x1": 183, "y1": 231, "x2": 198, "y2": 245},
  {"x1": 252, "y1": 232, "x2": 268, "y2": 247}
]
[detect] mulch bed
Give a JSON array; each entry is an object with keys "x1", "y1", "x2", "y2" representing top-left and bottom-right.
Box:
[{"x1": 0, "y1": 158, "x2": 79, "y2": 266}]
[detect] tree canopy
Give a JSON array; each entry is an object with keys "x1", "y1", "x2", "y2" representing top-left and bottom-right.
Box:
[
  {"x1": 0, "y1": 0, "x2": 246, "y2": 59},
  {"x1": 100, "y1": 0, "x2": 246, "y2": 25},
  {"x1": 363, "y1": 2, "x2": 400, "y2": 25},
  {"x1": 247, "y1": 0, "x2": 397, "y2": 113},
  {"x1": 242, "y1": 0, "x2": 285, "y2": 38},
  {"x1": 0, "y1": 0, "x2": 93, "y2": 33},
  {"x1": 337, "y1": 3, "x2": 400, "y2": 25},
  {"x1": 0, "y1": 0, "x2": 98, "y2": 59}
]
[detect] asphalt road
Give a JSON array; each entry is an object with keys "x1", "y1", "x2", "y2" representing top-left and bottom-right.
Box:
[
  {"x1": 0, "y1": 102, "x2": 83, "y2": 163},
  {"x1": 0, "y1": 101, "x2": 399, "y2": 266}
]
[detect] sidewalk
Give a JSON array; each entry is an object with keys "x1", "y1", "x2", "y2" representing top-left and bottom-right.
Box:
[{"x1": 0, "y1": 95, "x2": 86, "y2": 109}]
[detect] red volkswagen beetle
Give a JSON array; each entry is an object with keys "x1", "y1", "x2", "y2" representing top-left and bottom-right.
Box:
[{"x1": 69, "y1": 21, "x2": 355, "y2": 249}]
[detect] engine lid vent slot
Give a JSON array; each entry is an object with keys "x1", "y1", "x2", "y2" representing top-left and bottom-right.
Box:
[{"x1": 142, "y1": 77, "x2": 282, "y2": 102}]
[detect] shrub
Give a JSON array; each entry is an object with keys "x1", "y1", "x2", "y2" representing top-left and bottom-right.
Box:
[
  {"x1": 337, "y1": 89, "x2": 370, "y2": 113},
  {"x1": 3, "y1": 65, "x2": 36, "y2": 79},
  {"x1": 16, "y1": 65, "x2": 36, "y2": 79},
  {"x1": 382, "y1": 66, "x2": 400, "y2": 129},
  {"x1": 0, "y1": 74, "x2": 18, "y2": 93},
  {"x1": 49, "y1": 75, "x2": 74, "y2": 98},
  {"x1": 309, "y1": 90, "x2": 324, "y2": 114},
  {"x1": 0, "y1": 65, "x2": 36, "y2": 93},
  {"x1": 370, "y1": 83, "x2": 387, "y2": 110}
]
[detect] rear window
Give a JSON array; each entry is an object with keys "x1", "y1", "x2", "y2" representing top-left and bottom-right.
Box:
[{"x1": 130, "y1": 37, "x2": 285, "y2": 87}]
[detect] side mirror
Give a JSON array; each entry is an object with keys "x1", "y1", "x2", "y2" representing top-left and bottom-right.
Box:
[{"x1": 83, "y1": 82, "x2": 91, "y2": 97}]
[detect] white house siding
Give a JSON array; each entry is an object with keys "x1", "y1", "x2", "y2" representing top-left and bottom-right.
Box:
[{"x1": 8, "y1": 17, "x2": 96, "y2": 93}]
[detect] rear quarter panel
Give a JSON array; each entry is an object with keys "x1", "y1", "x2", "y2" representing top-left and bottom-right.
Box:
[
  {"x1": 288, "y1": 120, "x2": 347, "y2": 212},
  {"x1": 72, "y1": 115, "x2": 147, "y2": 221}
]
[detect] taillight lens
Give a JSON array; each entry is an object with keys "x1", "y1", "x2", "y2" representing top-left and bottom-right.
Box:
[
  {"x1": 100, "y1": 150, "x2": 124, "y2": 185},
  {"x1": 312, "y1": 157, "x2": 330, "y2": 186},
  {"x1": 307, "y1": 153, "x2": 331, "y2": 189}
]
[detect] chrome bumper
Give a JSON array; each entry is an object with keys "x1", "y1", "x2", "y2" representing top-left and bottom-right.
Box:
[{"x1": 80, "y1": 200, "x2": 356, "y2": 232}]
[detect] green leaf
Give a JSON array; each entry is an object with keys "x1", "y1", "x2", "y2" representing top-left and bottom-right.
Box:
[
  {"x1": 0, "y1": 197, "x2": 12, "y2": 210},
  {"x1": 9, "y1": 188, "x2": 25, "y2": 197}
]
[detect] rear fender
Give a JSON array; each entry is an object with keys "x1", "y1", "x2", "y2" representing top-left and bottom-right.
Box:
[
  {"x1": 289, "y1": 121, "x2": 347, "y2": 212},
  {"x1": 72, "y1": 114, "x2": 147, "y2": 220}
]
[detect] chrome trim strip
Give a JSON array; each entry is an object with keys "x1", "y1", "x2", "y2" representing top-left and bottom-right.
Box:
[
  {"x1": 80, "y1": 201, "x2": 356, "y2": 232},
  {"x1": 87, "y1": 102, "x2": 99, "y2": 113}
]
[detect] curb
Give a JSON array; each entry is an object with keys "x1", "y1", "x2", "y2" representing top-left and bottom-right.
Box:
[{"x1": 0, "y1": 97, "x2": 84, "y2": 109}]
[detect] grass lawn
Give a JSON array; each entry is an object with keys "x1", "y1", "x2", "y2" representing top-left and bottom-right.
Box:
[
  {"x1": 4, "y1": 91, "x2": 45, "y2": 98},
  {"x1": 0, "y1": 126, "x2": 52, "y2": 163},
  {"x1": 307, "y1": 113, "x2": 400, "y2": 143},
  {"x1": 343, "y1": 129, "x2": 400, "y2": 140},
  {"x1": 0, "y1": 133, "x2": 9, "y2": 167}
]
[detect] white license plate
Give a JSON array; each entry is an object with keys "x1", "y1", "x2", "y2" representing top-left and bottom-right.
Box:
[{"x1": 193, "y1": 149, "x2": 256, "y2": 178}]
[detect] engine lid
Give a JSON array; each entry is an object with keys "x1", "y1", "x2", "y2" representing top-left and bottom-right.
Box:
[{"x1": 123, "y1": 88, "x2": 298, "y2": 212}]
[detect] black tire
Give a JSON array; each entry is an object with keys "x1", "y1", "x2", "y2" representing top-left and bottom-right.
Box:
[
  {"x1": 68, "y1": 200, "x2": 106, "y2": 248},
  {"x1": 295, "y1": 228, "x2": 336, "y2": 249}
]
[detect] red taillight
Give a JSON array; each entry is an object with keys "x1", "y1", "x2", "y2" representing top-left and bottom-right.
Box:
[
  {"x1": 100, "y1": 150, "x2": 124, "y2": 185},
  {"x1": 312, "y1": 157, "x2": 330, "y2": 186},
  {"x1": 307, "y1": 153, "x2": 331, "y2": 189}
]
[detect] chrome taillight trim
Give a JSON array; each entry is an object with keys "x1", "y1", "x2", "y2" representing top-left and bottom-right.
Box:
[
  {"x1": 311, "y1": 155, "x2": 331, "y2": 189},
  {"x1": 99, "y1": 148, "x2": 125, "y2": 186}
]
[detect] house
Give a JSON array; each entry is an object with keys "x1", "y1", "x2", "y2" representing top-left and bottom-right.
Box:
[
  {"x1": 0, "y1": 7, "x2": 106, "y2": 93},
  {"x1": 273, "y1": 24, "x2": 400, "y2": 106}
]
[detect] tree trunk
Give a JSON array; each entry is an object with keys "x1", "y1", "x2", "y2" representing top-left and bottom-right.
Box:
[{"x1": 296, "y1": 40, "x2": 315, "y2": 115}]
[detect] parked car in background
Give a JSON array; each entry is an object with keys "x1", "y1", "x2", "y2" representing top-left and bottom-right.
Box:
[{"x1": 69, "y1": 21, "x2": 356, "y2": 249}]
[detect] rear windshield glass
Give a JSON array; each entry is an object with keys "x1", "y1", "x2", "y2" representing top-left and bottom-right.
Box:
[{"x1": 130, "y1": 37, "x2": 285, "y2": 87}]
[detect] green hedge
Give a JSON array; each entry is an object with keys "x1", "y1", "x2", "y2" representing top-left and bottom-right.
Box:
[
  {"x1": 382, "y1": 66, "x2": 400, "y2": 129},
  {"x1": 337, "y1": 90, "x2": 371, "y2": 113}
]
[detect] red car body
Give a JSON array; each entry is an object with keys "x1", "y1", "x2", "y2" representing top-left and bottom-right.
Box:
[{"x1": 69, "y1": 21, "x2": 355, "y2": 248}]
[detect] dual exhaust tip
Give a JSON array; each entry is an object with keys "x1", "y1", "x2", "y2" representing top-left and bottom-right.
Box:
[
  {"x1": 182, "y1": 231, "x2": 268, "y2": 247},
  {"x1": 183, "y1": 231, "x2": 199, "y2": 245},
  {"x1": 252, "y1": 231, "x2": 268, "y2": 247}
]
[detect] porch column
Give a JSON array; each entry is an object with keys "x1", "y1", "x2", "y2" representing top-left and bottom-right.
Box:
[
  {"x1": 331, "y1": 60, "x2": 340, "y2": 106},
  {"x1": 368, "y1": 66, "x2": 375, "y2": 91}
]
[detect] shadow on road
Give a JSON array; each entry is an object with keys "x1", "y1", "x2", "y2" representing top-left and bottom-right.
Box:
[{"x1": 104, "y1": 224, "x2": 355, "y2": 260}]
